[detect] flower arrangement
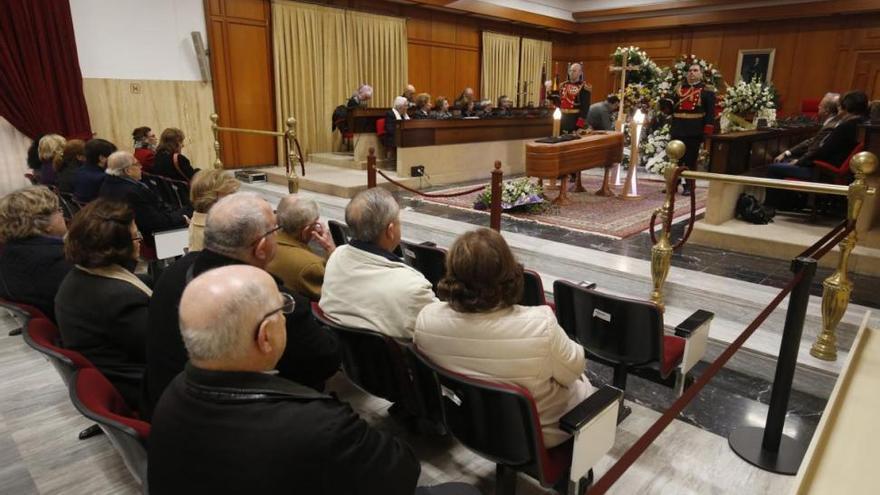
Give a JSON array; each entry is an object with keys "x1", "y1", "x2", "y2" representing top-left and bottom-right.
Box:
[
  {"x1": 720, "y1": 77, "x2": 777, "y2": 133},
  {"x1": 657, "y1": 54, "x2": 724, "y2": 99},
  {"x1": 621, "y1": 84, "x2": 655, "y2": 113},
  {"x1": 474, "y1": 177, "x2": 545, "y2": 212},
  {"x1": 641, "y1": 123, "x2": 672, "y2": 174},
  {"x1": 611, "y1": 46, "x2": 663, "y2": 87}
]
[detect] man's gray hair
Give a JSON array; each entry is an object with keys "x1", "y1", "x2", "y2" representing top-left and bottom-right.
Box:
[
  {"x1": 204, "y1": 192, "x2": 273, "y2": 258},
  {"x1": 345, "y1": 188, "x2": 399, "y2": 243},
  {"x1": 393, "y1": 96, "x2": 408, "y2": 110},
  {"x1": 277, "y1": 195, "x2": 318, "y2": 234},
  {"x1": 179, "y1": 271, "x2": 274, "y2": 361},
  {"x1": 105, "y1": 151, "x2": 137, "y2": 177},
  {"x1": 358, "y1": 84, "x2": 373, "y2": 98},
  {"x1": 822, "y1": 92, "x2": 840, "y2": 114}
]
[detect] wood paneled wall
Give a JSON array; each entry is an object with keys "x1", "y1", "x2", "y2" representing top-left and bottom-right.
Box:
[
  {"x1": 407, "y1": 11, "x2": 481, "y2": 103},
  {"x1": 553, "y1": 13, "x2": 880, "y2": 116},
  {"x1": 205, "y1": 0, "x2": 277, "y2": 168},
  {"x1": 82, "y1": 78, "x2": 215, "y2": 170}
]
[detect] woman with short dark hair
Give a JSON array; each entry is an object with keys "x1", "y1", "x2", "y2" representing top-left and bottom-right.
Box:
[
  {"x1": 431, "y1": 97, "x2": 452, "y2": 120},
  {"x1": 0, "y1": 186, "x2": 71, "y2": 321},
  {"x1": 152, "y1": 127, "x2": 197, "y2": 182},
  {"x1": 414, "y1": 228, "x2": 593, "y2": 447},
  {"x1": 55, "y1": 199, "x2": 151, "y2": 410},
  {"x1": 132, "y1": 126, "x2": 157, "y2": 171}
]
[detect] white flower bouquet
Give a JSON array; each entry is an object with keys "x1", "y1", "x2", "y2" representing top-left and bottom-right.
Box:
[
  {"x1": 475, "y1": 177, "x2": 545, "y2": 212},
  {"x1": 641, "y1": 123, "x2": 672, "y2": 173},
  {"x1": 720, "y1": 78, "x2": 777, "y2": 132}
]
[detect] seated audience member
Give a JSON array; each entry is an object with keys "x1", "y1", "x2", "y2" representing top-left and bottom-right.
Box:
[
  {"x1": 774, "y1": 92, "x2": 840, "y2": 163},
  {"x1": 187, "y1": 169, "x2": 240, "y2": 251},
  {"x1": 144, "y1": 192, "x2": 340, "y2": 418},
  {"x1": 402, "y1": 83, "x2": 416, "y2": 107},
  {"x1": 431, "y1": 97, "x2": 452, "y2": 119},
  {"x1": 267, "y1": 195, "x2": 335, "y2": 300},
  {"x1": 147, "y1": 265, "x2": 421, "y2": 495},
  {"x1": 56, "y1": 139, "x2": 85, "y2": 194},
  {"x1": 100, "y1": 150, "x2": 190, "y2": 242},
  {"x1": 320, "y1": 188, "x2": 435, "y2": 339},
  {"x1": 587, "y1": 94, "x2": 621, "y2": 131},
  {"x1": 55, "y1": 200, "x2": 150, "y2": 409},
  {"x1": 26, "y1": 134, "x2": 46, "y2": 177},
  {"x1": 37, "y1": 134, "x2": 66, "y2": 186},
  {"x1": 769, "y1": 90, "x2": 869, "y2": 180},
  {"x1": 412, "y1": 93, "x2": 433, "y2": 119},
  {"x1": 383, "y1": 96, "x2": 410, "y2": 157},
  {"x1": 870, "y1": 99, "x2": 880, "y2": 122},
  {"x1": 347, "y1": 83, "x2": 373, "y2": 109},
  {"x1": 152, "y1": 127, "x2": 197, "y2": 182},
  {"x1": 74, "y1": 138, "x2": 117, "y2": 203},
  {"x1": 415, "y1": 228, "x2": 594, "y2": 448},
  {"x1": 0, "y1": 186, "x2": 71, "y2": 321},
  {"x1": 494, "y1": 95, "x2": 514, "y2": 117},
  {"x1": 132, "y1": 126, "x2": 157, "y2": 172}
]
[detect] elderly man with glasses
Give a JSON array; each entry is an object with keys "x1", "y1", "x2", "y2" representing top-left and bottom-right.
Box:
[{"x1": 142, "y1": 192, "x2": 341, "y2": 419}]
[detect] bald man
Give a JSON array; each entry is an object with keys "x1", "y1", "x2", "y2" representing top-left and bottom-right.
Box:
[
  {"x1": 148, "y1": 265, "x2": 421, "y2": 494},
  {"x1": 143, "y1": 192, "x2": 340, "y2": 418}
]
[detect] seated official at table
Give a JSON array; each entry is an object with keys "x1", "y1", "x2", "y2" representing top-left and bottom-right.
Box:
[
  {"x1": 147, "y1": 265, "x2": 421, "y2": 495},
  {"x1": 431, "y1": 97, "x2": 453, "y2": 119},
  {"x1": 774, "y1": 92, "x2": 839, "y2": 164},
  {"x1": 415, "y1": 228, "x2": 594, "y2": 448},
  {"x1": 494, "y1": 95, "x2": 514, "y2": 117},
  {"x1": 412, "y1": 93, "x2": 433, "y2": 119},
  {"x1": 454, "y1": 87, "x2": 476, "y2": 111},
  {"x1": 347, "y1": 84, "x2": 373, "y2": 109},
  {"x1": 587, "y1": 94, "x2": 620, "y2": 131},
  {"x1": 383, "y1": 96, "x2": 410, "y2": 156},
  {"x1": 402, "y1": 84, "x2": 416, "y2": 108},
  {"x1": 768, "y1": 90, "x2": 868, "y2": 180}
]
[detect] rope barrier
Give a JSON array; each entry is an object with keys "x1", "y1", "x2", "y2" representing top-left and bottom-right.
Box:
[
  {"x1": 374, "y1": 168, "x2": 488, "y2": 198},
  {"x1": 797, "y1": 219, "x2": 847, "y2": 259}
]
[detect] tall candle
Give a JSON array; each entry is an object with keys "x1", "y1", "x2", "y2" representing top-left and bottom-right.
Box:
[{"x1": 552, "y1": 107, "x2": 562, "y2": 137}]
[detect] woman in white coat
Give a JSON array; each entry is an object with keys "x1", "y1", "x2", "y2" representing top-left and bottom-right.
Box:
[{"x1": 414, "y1": 228, "x2": 594, "y2": 447}]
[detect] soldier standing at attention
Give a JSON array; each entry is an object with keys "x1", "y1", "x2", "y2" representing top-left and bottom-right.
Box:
[
  {"x1": 559, "y1": 63, "x2": 592, "y2": 133},
  {"x1": 671, "y1": 63, "x2": 715, "y2": 195}
]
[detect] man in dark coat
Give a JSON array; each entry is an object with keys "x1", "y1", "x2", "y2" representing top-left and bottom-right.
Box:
[
  {"x1": 671, "y1": 63, "x2": 716, "y2": 195},
  {"x1": 774, "y1": 92, "x2": 839, "y2": 164},
  {"x1": 99, "y1": 151, "x2": 190, "y2": 240},
  {"x1": 143, "y1": 192, "x2": 341, "y2": 419},
  {"x1": 148, "y1": 265, "x2": 419, "y2": 494},
  {"x1": 73, "y1": 138, "x2": 116, "y2": 203}
]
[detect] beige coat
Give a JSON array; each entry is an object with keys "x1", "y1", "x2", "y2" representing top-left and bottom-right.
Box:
[
  {"x1": 319, "y1": 244, "x2": 436, "y2": 340},
  {"x1": 414, "y1": 302, "x2": 593, "y2": 447},
  {"x1": 267, "y1": 231, "x2": 326, "y2": 300},
  {"x1": 187, "y1": 212, "x2": 207, "y2": 252}
]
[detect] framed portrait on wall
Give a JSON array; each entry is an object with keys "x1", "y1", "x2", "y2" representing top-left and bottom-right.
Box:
[{"x1": 735, "y1": 49, "x2": 776, "y2": 85}]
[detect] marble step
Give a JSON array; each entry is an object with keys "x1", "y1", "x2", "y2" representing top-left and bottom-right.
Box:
[
  {"x1": 249, "y1": 164, "x2": 423, "y2": 199},
  {"x1": 238, "y1": 181, "x2": 874, "y2": 398},
  {"x1": 309, "y1": 151, "x2": 394, "y2": 171}
]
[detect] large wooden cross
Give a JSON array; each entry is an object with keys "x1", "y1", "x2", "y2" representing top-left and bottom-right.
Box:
[{"x1": 608, "y1": 48, "x2": 643, "y2": 131}]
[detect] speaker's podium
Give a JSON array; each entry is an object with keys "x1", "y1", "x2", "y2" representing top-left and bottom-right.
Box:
[{"x1": 525, "y1": 131, "x2": 624, "y2": 205}]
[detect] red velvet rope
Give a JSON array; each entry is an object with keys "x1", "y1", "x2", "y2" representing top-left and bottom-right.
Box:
[
  {"x1": 374, "y1": 168, "x2": 487, "y2": 198},
  {"x1": 588, "y1": 220, "x2": 852, "y2": 495}
]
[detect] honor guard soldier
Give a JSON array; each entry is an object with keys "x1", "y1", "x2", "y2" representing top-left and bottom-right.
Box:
[
  {"x1": 559, "y1": 63, "x2": 592, "y2": 133},
  {"x1": 671, "y1": 62, "x2": 715, "y2": 195}
]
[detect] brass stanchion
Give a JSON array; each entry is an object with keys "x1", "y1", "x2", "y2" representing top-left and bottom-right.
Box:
[
  {"x1": 367, "y1": 147, "x2": 377, "y2": 189},
  {"x1": 811, "y1": 151, "x2": 878, "y2": 361},
  {"x1": 490, "y1": 161, "x2": 503, "y2": 232},
  {"x1": 210, "y1": 113, "x2": 222, "y2": 169},
  {"x1": 285, "y1": 117, "x2": 300, "y2": 194},
  {"x1": 650, "y1": 140, "x2": 685, "y2": 310}
]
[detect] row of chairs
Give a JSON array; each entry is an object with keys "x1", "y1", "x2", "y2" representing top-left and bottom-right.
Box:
[
  {"x1": 319, "y1": 221, "x2": 715, "y2": 493},
  {"x1": 2, "y1": 299, "x2": 149, "y2": 491}
]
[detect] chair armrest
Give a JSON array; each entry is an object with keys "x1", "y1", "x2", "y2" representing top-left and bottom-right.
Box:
[
  {"x1": 578, "y1": 281, "x2": 597, "y2": 290},
  {"x1": 674, "y1": 309, "x2": 714, "y2": 374},
  {"x1": 560, "y1": 385, "x2": 622, "y2": 434},
  {"x1": 560, "y1": 385, "x2": 622, "y2": 487}
]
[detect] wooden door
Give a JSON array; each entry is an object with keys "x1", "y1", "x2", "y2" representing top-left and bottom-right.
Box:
[
  {"x1": 205, "y1": 0, "x2": 277, "y2": 168},
  {"x1": 852, "y1": 51, "x2": 880, "y2": 99}
]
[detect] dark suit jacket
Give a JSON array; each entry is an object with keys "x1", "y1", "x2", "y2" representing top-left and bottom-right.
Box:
[
  {"x1": 0, "y1": 236, "x2": 72, "y2": 322},
  {"x1": 143, "y1": 249, "x2": 341, "y2": 419},
  {"x1": 99, "y1": 175, "x2": 189, "y2": 239},
  {"x1": 801, "y1": 115, "x2": 865, "y2": 168},
  {"x1": 73, "y1": 162, "x2": 106, "y2": 203},
  {"x1": 383, "y1": 110, "x2": 400, "y2": 149},
  {"x1": 54, "y1": 266, "x2": 149, "y2": 409},
  {"x1": 152, "y1": 150, "x2": 196, "y2": 182},
  {"x1": 148, "y1": 364, "x2": 420, "y2": 495},
  {"x1": 789, "y1": 116, "x2": 838, "y2": 159}
]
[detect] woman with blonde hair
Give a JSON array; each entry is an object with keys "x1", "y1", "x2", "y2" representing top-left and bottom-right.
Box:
[
  {"x1": 56, "y1": 139, "x2": 86, "y2": 194},
  {"x1": 187, "y1": 169, "x2": 240, "y2": 251},
  {"x1": 37, "y1": 134, "x2": 66, "y2": 186},
  {"x1": 0, "y1": 186, "x2": 71, "y2": 321},
  {"x1": 153, "y1": 127, "x2": 197, "y2": 182},
  {"x1": 414, "y1": 228, "x2": 594, "y2": 448},
  {"x1": 412, "y1": 93, "x2": 433, "y2": 119}
]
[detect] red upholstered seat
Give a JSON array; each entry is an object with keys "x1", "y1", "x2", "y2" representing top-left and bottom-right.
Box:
[
  {"x1": 1, "y1": 298, "x2": 48, "y2": 321},
  {"x1": 814, "y1": 142, "x2": 863, "y2": 181},
  {"x1": 26, "y1": 318, "x2": 94, "y2": 370},
  {"x1": 72, "y1": 368, "x2": 150, "y2": 440},
  {"x1": 376, "y1": 117, "x2": 387, "y2": 137},
  {"x1": 662, "y1": 335, "x2": 686, "y2": 376}
]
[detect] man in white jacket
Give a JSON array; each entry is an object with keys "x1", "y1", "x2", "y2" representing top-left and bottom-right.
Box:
[{"x1": 320, "y1": 188, "x2": 436, "y2": 340}]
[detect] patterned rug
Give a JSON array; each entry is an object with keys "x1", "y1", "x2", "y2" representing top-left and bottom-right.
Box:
[{"x1": 417, "y1": 175, "x2": 708, "y2": 239}]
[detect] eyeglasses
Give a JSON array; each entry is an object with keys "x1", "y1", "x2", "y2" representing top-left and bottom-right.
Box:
[
  {"x1": 253, "y1": 292, "x2": 295, "y2": 338},
  {"x1": 252, "y1": 225, "x2": 281, "y2": 246}
]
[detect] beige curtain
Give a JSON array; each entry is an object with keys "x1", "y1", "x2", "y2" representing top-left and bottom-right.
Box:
[
  {"x1": 347, "y1": 12, "x2": 407, "y2": 108},
  {"x1": 481, "y1": 32, "x2": 520, "y2": 105},
  {"x1": 520, "y1": 38, "x2": 552, "y2": 107},
  {"x1": 272, "y1": 1, "x2": 407, "y2": 155}
]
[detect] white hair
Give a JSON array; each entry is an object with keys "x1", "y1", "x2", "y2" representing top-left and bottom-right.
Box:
[
  {"x1": 204, "y1": 192, "x2": 273, "y2": 258},
  {"x1": 345, "y1": 188, "x2": 399, "y2": 243},
  {"x1": 277, "y1": 195, "x2": 318, "y2": 234},
  {"x1": 105, "y1": 150, "x2": 137, "y2": 177},
  {"x1": 393, "y1": 96, "x2": 408, "y2": 109},
  {"x1": 358, "y1": 84, "x2": 373, "y2": 98}
]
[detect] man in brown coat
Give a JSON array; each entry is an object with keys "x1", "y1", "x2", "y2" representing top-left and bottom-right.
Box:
[{"x1": 267, "y1": 195, "x2": 335, "y2": 300}]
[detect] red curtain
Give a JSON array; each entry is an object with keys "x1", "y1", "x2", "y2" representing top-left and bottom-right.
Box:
[{"x1": 0, "y1": 0, "x2": 91, "y2": 140}]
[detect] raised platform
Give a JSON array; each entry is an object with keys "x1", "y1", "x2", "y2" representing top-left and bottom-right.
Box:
[{"x1": 252, "y1": 163, "x2": 422, "y2": 198}]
